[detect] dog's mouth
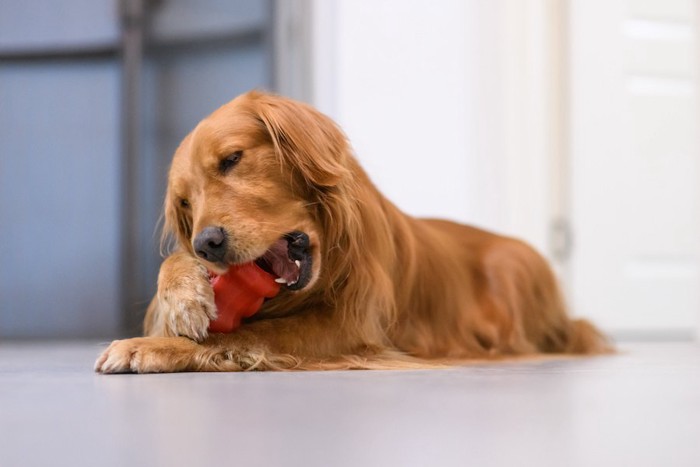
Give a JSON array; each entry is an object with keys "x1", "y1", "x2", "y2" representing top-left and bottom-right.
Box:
[{"x1": 253, "y1": 231, "x2": 313, "y2": 291}]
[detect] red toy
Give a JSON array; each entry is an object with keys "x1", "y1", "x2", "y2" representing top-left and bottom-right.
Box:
[{"x1": 208, "y1": 262, "x2": 281, "y2": 333}]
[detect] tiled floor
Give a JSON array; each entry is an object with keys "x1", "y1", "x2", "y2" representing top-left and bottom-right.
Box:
[{"x1": 0, "y1": 341, "x2": 698, "y2": 467}]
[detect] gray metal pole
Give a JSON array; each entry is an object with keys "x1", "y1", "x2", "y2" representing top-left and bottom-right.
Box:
[{"x1": 119, "y1": 0, "x2": 145, "y2": 336}]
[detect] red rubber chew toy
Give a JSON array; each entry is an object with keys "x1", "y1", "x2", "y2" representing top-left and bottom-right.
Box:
[{"x1": 208, "y1": 262, "x2": 281, "y2": 333}]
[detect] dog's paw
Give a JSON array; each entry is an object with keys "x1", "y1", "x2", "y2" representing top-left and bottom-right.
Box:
[
  {"x1": 94, "y1": 337, "x2": 198, "y2": 374},
  {"x1": 156, "y1": 261, "x2": 217, "y2": 342},
  {"x1": 159, "y1": 287, "x2": 215, "y2": 341}
]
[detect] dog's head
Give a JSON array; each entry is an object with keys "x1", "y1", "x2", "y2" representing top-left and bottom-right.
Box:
[{"x1": 163, "y1": 91, "x2": 353, "y2": 292}]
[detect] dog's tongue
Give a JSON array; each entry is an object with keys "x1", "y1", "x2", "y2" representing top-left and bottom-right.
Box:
[
  {"x1": 261, "y1": 238, "x2": 300, "y2": 285},
  {"x1": 208, "y1": 262, "x2": 281, "y2": 333}
]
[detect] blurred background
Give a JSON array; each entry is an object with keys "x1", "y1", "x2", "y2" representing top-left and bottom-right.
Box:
[{"x1": 0, "y1": 0, "x2": 697, "y2": 342}]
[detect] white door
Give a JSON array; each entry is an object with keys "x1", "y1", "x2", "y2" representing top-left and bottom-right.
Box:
[{"x1": 568, "y1": 0, "x2": 700, "y2": 338}]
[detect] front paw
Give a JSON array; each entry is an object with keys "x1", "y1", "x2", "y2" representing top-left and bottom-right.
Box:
[
  {"x1": 154, "y1": 259, "x2": 217, "y2": 341},
  {"x1": 94, "y1": 337, "x2": 199, "y2": 374},
  {"x1": 159, "y1": 279, "x2": 216, "y2": 341}
]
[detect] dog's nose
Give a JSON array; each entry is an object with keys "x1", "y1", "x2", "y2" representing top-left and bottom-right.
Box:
[{"x1": 193, "y1": 226, "x2": 228, "y2": 263}]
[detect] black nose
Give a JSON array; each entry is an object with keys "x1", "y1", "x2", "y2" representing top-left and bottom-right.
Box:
[{"x1": 193, "y1": 226, "x2": 228, "y2": 263}]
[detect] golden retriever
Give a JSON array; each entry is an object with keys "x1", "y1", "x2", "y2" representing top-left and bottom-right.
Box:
[{"x1": 95, "y1": 91, "x2": 610, "y2": 373}]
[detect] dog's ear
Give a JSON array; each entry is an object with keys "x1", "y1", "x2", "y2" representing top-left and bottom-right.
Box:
[
  {"x1": 161, "y1": 190, "x2": 193, "y2": 254},
  {"x1": 253, "y1": 93, "x2": 351, "y2": 188}
]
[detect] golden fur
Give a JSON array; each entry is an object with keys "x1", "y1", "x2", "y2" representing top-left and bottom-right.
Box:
[{"x1": 95, "y1": 91, "x2": 611, "y2": 373}]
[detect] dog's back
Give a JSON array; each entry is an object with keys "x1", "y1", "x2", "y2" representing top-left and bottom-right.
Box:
[{"x1": 388, "y1": 217, "x2": 611, "y2": 358}]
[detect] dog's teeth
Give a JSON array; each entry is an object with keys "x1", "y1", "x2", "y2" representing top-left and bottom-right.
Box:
[
  {"x1": 288, "y1": 280, "x2": 297, "y2": 286},
  {"x1": 274, "y1": 278, "x2": 286, "y2": 284},
  {"x1": 294, "y1": 260, "x2": 301, "y2": 268}
]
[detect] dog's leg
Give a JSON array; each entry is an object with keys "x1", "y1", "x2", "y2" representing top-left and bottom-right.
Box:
[
  {"x1": 218, "y1": 318, "x2": 438, "y2": 370},
  {"x1": 94, "y1": 332, "x2": 306, "y2": 374},
  {"x1": 95, "y1": 317, "x2": 320, "y2": 373},
  {"x1": 95, "y1": 310, "x2": 400, "y2": 373},
  {"x1": 143, "y1": 250, "x2": 216, "y2": 341}
]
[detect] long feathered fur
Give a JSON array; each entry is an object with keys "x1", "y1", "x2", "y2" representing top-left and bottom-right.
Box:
[{"x1": 97, "y1": 91, "x2": 611, "y2": 374}]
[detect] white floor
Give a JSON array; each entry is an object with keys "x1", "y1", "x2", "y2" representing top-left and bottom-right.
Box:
[{"x1": 0, "y1": 341, "x2": 699, "y2": 467}]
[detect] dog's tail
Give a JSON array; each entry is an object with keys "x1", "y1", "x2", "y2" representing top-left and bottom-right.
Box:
[{"x1": 563, "y1": 318, "x2": 614, "y2": 355}]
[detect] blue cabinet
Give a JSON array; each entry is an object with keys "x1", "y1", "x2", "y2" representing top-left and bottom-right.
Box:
[{"x1": 0, "y1": 0, "x2": 273, "y2": 338}]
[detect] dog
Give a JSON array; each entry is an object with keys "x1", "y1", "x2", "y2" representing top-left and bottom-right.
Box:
[{"x1": 95, "y1": 91, "x2": 610, "y2": 373}]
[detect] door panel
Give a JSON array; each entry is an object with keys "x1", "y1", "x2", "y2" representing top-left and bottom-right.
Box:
[
  {"x1": 0, "y1": 0, "x2": 118, "y2": 51},
  {"x1": 0, "y1": 61, "x2": 121, "y2": 338},
  {"x1": 569, "y1": 0, "x2": 699, "y2": 337}
]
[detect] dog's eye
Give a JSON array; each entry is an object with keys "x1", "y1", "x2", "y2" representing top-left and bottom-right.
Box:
[
  {"x1": 180, "y1": 199, "x2": 190, "y2": 209},
  {"x1": 219, "y1": 150, "x2": 243, "y2": 174}
]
